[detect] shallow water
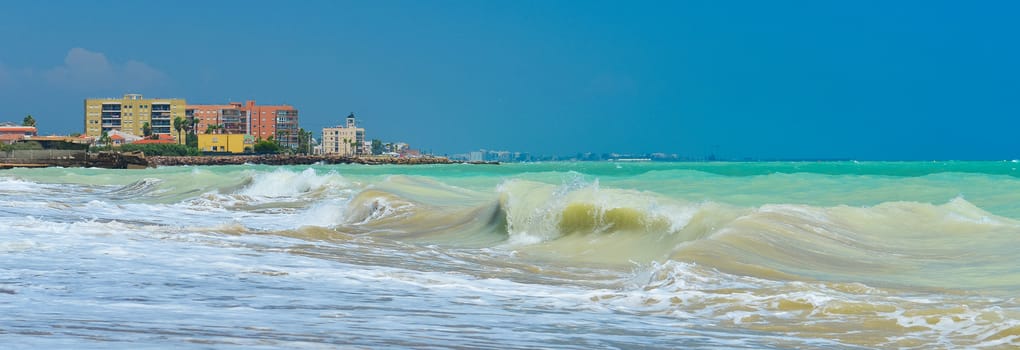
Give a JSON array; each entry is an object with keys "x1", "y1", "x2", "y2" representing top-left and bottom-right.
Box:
[{"x1": 2, "y1": 161, "x2": 1019, "y2": 349}]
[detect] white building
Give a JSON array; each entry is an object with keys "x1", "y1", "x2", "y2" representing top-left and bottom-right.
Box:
[
  {"x1": 468, "y1": 151, "x2": 484, "y2": 162},
  {"x1": 321, "y1": 113, "x2": 366, "y2": 156}
]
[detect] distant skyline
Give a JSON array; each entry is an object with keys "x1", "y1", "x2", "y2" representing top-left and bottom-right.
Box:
[{"x1": 1, "y1": 1, "x2": 1018, "y2": 160}]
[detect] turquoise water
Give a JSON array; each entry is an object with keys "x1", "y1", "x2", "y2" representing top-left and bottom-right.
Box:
[{"x1": 2, "y1": 161, "x2": 1019, "y2": 348}]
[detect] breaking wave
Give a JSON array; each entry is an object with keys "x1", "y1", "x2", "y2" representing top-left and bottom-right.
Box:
[{"x1": 5, "y1": 164, "x2": 1020, "y2": 348}]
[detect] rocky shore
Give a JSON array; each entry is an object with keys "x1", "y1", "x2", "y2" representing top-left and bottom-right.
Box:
[{"x1": 147, "y1": 154, "x2": 461, "y2": 167}]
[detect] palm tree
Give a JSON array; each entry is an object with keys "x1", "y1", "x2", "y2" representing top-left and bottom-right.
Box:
[
  {"x1": 297, "y1": 128, "x2": 311, "y2": 154},
  {"x1": 186, "y1": 115, "x2": 197, "y2": 135},
  {"x1": 22, "y1": 115, "x2": 36, "y2": 127},
  {"x1": 184, "y1": 118, "x2": 197, "y2": 147},
  {"x1": 142, "y1": 122, "x2": 152, "y2": 138},
  {"x1": 173, "y1": 116, "x2": 185, "y2": 144},
  {"x1": 204, "y1": 124, "x2": 222, "y2": 134},
  {"x1": 276, "y1": 130, "x2": 288, "y2": 149},
  {"x1": 98, "y1": 131, "x2": 111, "y2": 151}
]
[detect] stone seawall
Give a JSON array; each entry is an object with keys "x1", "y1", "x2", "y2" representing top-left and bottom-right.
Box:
[
  {"x1": 1, "y1": 150, "x2": 148, "y2": 169},
  {"x1": 147, "y1": 155, "x2": 458, "y2": 167}
]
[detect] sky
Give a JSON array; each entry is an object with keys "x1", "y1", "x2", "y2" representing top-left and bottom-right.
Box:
[{"x1": 0, "y1": 1, "x2": 1018, "y2": 160}]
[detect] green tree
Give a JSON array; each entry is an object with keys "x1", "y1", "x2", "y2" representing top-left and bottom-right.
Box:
[
  {"x1": 371, "y1": 139, "x2": 383, "y2": 155},
  {"x1": 253, "y1": 139, "x2": 281, "y2": 154},
  {"x1": 142, "y1": 122, "x2": 152, "y2": 138},
  {"x1": 297, "y1": 128, "x2": 313, "y2": 154},
  {"x1": 185, "y1": 116, "x2": 197, "y2": 135},
  {"x1": 120, "y1": 143, "x2": 200, "y2": 156},
  {"x1": 98, "y1": 131, "x2": 112, "y2": 151},
  {"x1": 205, "y1": 124, "x2": 222, "y2": 134},
  {"x1": 183, "y1": 118, "x2": 197, "y2": 147},
  {"x1": 2, "y1": 141, "x2": 43, "y2": 151},
  {"x1": 22, "y1": 114, "x2": 36, "y2": 127},
  {"x1": 172, "y1": 116, "x2": 185, "y2": 144},
  {"x1": 276, "y1": 130, "x2": 289, "y2": 150}
]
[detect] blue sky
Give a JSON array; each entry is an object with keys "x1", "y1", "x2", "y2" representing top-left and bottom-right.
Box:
[{"x1": 1, "y1": 1, "x2": 1018, "y2": 159}]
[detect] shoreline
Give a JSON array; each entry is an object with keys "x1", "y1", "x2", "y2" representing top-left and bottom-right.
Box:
[
  {"x1": 147, "y1": 154, "x2": 466, "y2": 167},
  {"x1": 2, "y1": 151, "x2": 498, "y2": 169}
]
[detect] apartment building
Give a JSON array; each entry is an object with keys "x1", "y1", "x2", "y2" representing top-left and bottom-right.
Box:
[
  {"x1": 187, "y1": 100, "x2": 299, "y2": 149},
  {"x1": 84, "y1": 94, "x2": 186, "y2": 140}
]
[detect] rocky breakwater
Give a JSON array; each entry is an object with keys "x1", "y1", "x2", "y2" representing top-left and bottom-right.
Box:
[
  {"x1": 88, "y1": 151, "x2": 149, "y2": 169},
  {"x1": 147, "y1": 154, "x2": 458, "y2": 167}
]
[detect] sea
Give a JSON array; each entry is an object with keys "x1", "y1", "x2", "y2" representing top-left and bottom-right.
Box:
[{"x1": 1, "y1": 161, "x2": 1018, "y2": 349}]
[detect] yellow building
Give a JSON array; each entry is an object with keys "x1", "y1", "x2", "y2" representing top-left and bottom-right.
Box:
[
  {"x1": 84, "y1": 93, "x2": 187, "y2": 142},
  {"x1": 198, "y1": 134, "x2": 254, "y2": 153}
]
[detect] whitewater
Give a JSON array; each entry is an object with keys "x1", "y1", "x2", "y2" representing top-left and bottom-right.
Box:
[{"x1": 1, "y1": 161, "x2": 1018, "y2": 349}]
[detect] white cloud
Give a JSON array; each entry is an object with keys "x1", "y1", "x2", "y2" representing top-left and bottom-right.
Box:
[
  {"x1": 122, "y1": 59, "x2": 166, "y2": 86},
  {"x1": 41, "y1": 48, "x2": 167, "y2": 90}
]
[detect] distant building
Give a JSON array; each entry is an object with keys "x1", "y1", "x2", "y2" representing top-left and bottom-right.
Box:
[
  {"x1": 84, "y1": 94, "x2": 186, "y2": 141},
  {"x1": 321, "y1": 113, "x2": 366, "y2": 156},
  {"x1": 0, "y1": 125, "x2": 38, "y2": 144},
  {"x1": 187, "y1": 100, "x2": 299, "y2": 149},
  {"x1": 198, "y1": 134, "x2": 253, "y2": 153},
  {"x1": 468, "y1": 151, "x2": 483, "y2": 162}
]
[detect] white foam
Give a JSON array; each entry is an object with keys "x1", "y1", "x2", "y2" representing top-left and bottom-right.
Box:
[
  {"x1": 0, "y1": 176, "x2": 46, "y2": 192},
  {"x1": 300, "y1": 198, "x2": 352, "y2": 227},
  {"x1": 239, "y1": 168, "x2": 347, "y2": 198}
]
